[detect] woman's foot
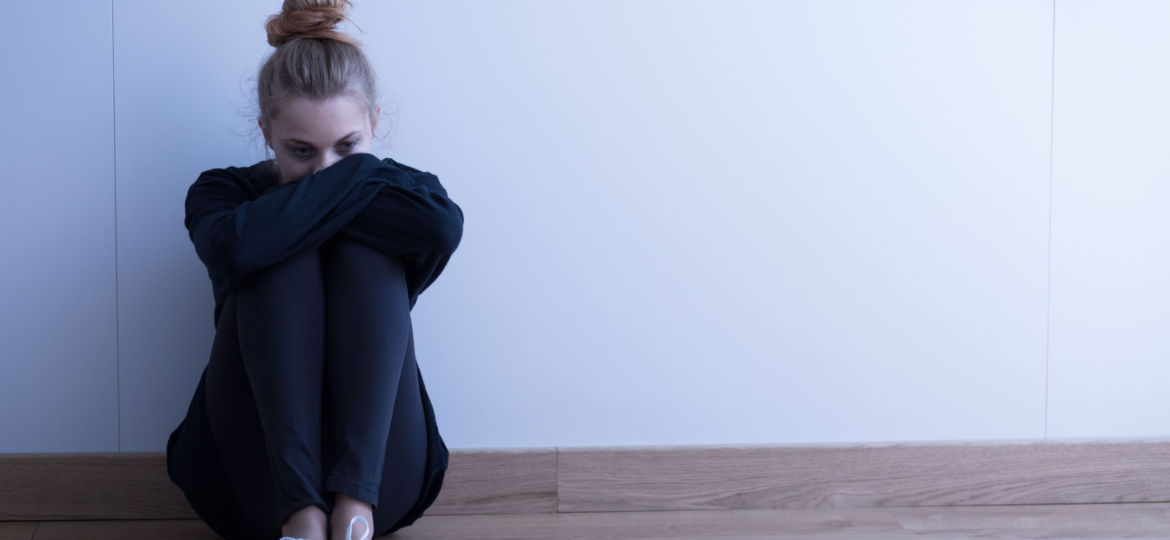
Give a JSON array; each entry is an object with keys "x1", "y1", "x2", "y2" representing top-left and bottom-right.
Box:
[
  {"x1": 282, "y1": 503, "x2": 328, "y2": 540},
  {"x1": 330, "y1": 492, "x2": 374, "y2": 540}
]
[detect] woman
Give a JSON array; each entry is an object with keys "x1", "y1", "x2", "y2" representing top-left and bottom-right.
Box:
[{"x1": 164, "y1": 1, "x2": 463, "y2": 539}]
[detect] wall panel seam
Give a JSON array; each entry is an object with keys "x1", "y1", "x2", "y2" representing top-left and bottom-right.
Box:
[{"x1": 111, "y1": 0, "x2": 122, "y2": 452}]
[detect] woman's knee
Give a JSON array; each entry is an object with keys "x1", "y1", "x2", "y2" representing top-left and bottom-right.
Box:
[
  {"x1": 236, "y1": 247, "x2": 325, "y2": 299},
  {"x1": 324, "y1": 236, "x2": 407, "y2": 284}
]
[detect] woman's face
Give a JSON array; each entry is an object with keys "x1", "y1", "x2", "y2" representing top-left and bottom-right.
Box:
[{"x1": 259, "y1": 93, "x2": 379, "y2": 185}]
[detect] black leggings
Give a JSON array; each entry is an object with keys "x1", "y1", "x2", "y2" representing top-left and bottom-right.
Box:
[{"x1": 201, "y1": 236, "x2": 427, "y2": 538}]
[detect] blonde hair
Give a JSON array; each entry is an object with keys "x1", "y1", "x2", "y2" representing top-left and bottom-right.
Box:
[{"x1": 257, "y1": 0, "x2": 378, "y2": 130}]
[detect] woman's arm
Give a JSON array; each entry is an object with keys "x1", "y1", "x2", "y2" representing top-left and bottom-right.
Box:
[
  {"x1": 184, "y1": 152, "x2": 393, "y2": 290},
  {"x1": 336, "y1": 160, "x2": 463, "y2": 258},
  {"x1": 335, "y1": 158, "x2": 465, "y2": 303}
]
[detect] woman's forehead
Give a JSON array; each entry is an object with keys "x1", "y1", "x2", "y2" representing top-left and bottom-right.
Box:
[{"x1": 274, "y1": 94, "x2": 370, "y2": 141}]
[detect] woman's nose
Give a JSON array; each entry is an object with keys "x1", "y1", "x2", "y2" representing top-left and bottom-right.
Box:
[{"x1": 311, "y1": 153, "x2": 340, "y2": 175}]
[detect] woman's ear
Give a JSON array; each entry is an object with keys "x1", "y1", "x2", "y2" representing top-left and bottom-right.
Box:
[
  {"x1": 372, "y1": 106, "x2": 380, "y2": 136},
  {"x1": 258, "y1": 118, "x2": 271, "y2": 149}
]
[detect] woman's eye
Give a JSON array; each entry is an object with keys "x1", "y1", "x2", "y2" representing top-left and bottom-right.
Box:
[
  {"x1": 291, "y1": 147, "x2": 312, "y2": 157},
  {"x1": 339, "y1": 141, "x2": 357, "y2": 151}
]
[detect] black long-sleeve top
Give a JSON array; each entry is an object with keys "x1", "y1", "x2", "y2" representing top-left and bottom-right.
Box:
[{"x1": 184, "y1": 152, "x2": 464, "y2": 328}]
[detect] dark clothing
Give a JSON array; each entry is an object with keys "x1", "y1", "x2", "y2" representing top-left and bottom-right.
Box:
[
  {"x1": 167, "y1": 153, "x2": 462, "y2": 538},
  {"x1": 183, "y1": 153, "x2": 464, "y2": 328},
  {"x1": 172, "y1": 238, "x2": 429, "y2": 538}
]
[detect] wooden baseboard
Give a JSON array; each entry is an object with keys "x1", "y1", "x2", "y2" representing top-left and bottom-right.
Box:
[{"x1": 2, "y1": 439, "x2": 1168, "y2": 521}]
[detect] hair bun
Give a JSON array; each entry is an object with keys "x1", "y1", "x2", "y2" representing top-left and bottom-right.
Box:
[{"x1": 265, "y1": 0, "x2": 362, "y2": 48}]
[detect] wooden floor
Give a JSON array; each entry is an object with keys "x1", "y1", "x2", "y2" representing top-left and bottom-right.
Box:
[
  {"x1": 8, "y1": 442, "x2": 1170, "y2": 539},
  {"x1": 5, "y1": 502, "x2": 1170, "y2": 539}
]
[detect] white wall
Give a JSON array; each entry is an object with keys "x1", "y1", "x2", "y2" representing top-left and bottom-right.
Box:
[
  {"x1": 0, "y1": 1, "x2": 118, "y2": 452},
  {"x1": 1, "y1": 0, "x2": 1166, "y2": 453},
  {"x1": 1048, "y1": 1, "x2": 1170, "y2": 439}
]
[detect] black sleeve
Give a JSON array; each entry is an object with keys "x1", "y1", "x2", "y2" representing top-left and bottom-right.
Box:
[
  {"x1": 335, "y1": 158, "x2": 465, "y2": 304},
  {"x1": 184, "y1": 153, "x2": 398, "y2": 291}
]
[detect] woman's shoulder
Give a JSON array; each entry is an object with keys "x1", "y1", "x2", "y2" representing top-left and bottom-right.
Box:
[
  {"x1": 379, "y1": 155, "x2": 447, "y2": 195},
  {"x1": 381, "y1": 155, "x2": 422, "y2": 172},
  {"x1": 381, "y1": 155, "x2": 437, "y2": 179}
]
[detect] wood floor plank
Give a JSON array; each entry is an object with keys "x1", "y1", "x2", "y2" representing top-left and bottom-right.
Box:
[
  {"x1": 888, "y1": 501, "x2": 1170, "y2": 532},
  {"x1": 559, "y1": 441, "x2": 1170, "y2": 512},
  {"x1": 30, "y1": 519, "x2": 219, "y2": 540},
  {"x1": 391, "y1": 505, "x2": 1170, "y2": 539},
  {"x1": 0, "y1": 522, "x2": 37, "y2": 540},
  {"x1": 0, "y1": 453, "x2": 191, "y2": 520},
  {"x1": 428, "y1": 448, "x2": 557, "y2": 515},
  {"x1": 389, "y1": 508, "x2": 905, "y2": 539}
]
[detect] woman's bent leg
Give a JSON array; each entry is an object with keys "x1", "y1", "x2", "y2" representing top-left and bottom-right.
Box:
[
  {"x1": 372, "y1": 327, "x2": 428, "y2": 533},
  {"x1": 201, "y1": 292, "x2": 282, "y2": 540},
  {"x1": 209, "y1": 247, "x2": 330, "y2": 528},
  {"x1": 320, "y1": 237, "x2": 427, "y2": 531}
]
